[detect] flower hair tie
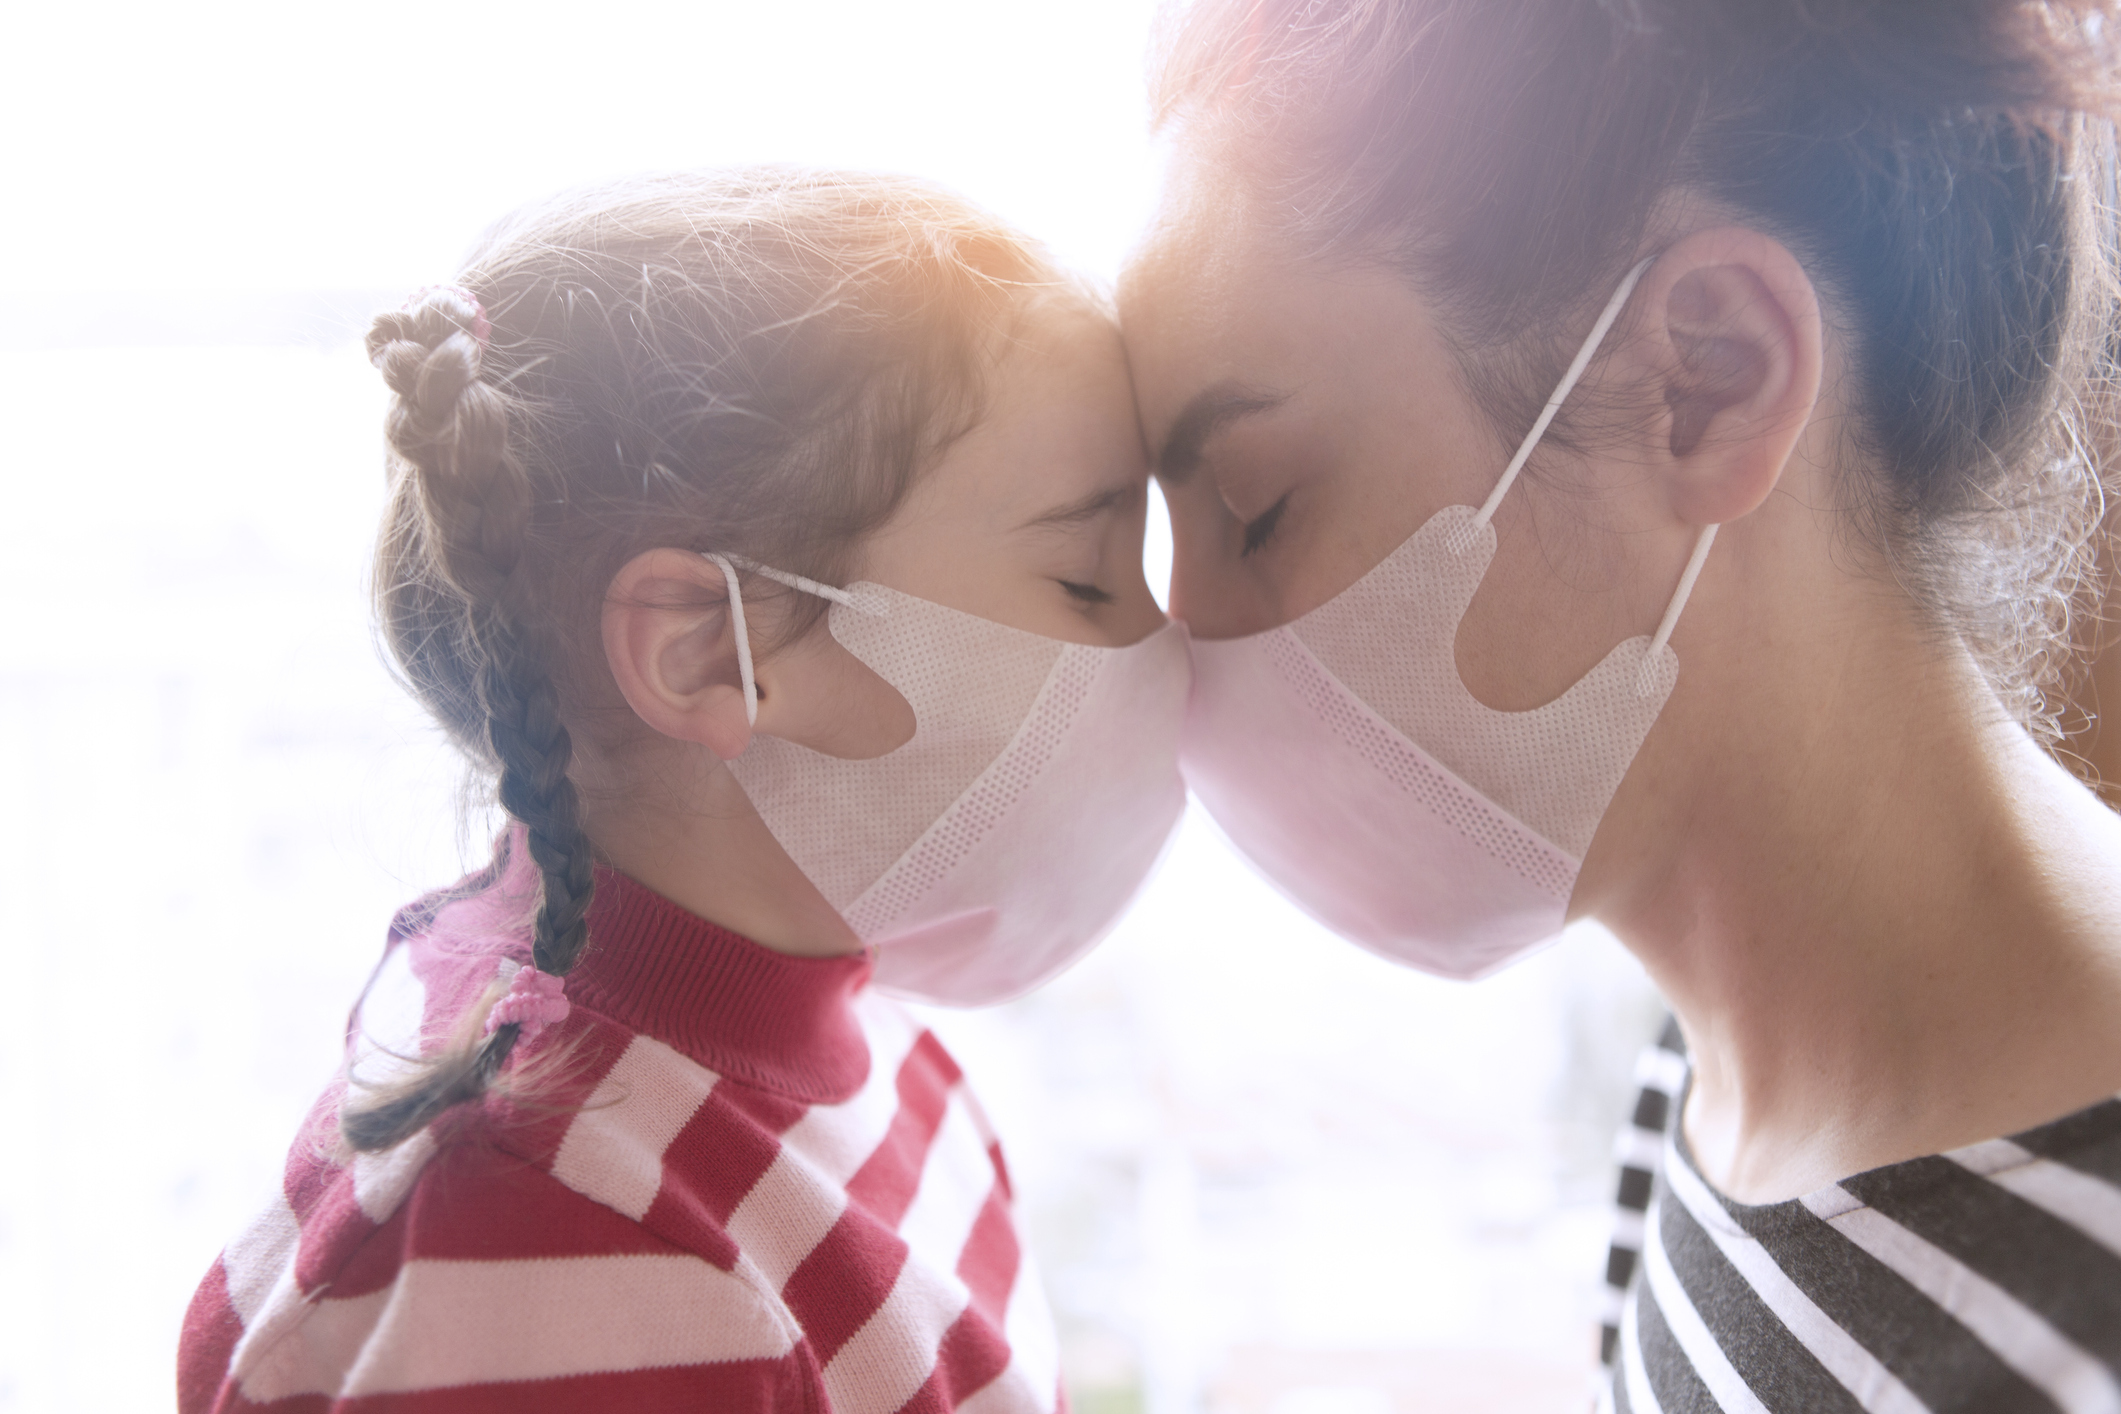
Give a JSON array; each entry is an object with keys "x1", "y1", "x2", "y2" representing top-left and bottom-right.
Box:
[
  {"x1": 486, "y1": 962, "x2": 570, "y2": 1042},
  {"x1": 407, "y1": 283, "x2": 491, "y2": 350}
]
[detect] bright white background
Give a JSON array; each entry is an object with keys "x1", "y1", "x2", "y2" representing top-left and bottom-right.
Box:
[{"x1": 0, "y1": 3, "x2": 1663, "y2": 1410}]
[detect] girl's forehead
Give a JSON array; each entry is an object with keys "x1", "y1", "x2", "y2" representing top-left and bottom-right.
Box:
[
  {"x1": 993, "y1": 290, "x2": 1123, "y2": 369},
  {"x1": 968, "y1": 299, "x2": 1136, "y2": 436},
  {"x1": 880, "y1": 301, "x2": 1144, "y2": 538}
]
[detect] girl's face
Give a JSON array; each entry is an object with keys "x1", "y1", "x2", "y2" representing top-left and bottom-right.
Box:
[
  {"x1": 595, "y1": 297, "x2": 1168, "y2": 771},
  {"x1": 856, "y1": 299, "x2": 1168, "y2": 649}
]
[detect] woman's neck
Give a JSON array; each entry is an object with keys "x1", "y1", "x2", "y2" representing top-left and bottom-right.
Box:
[{"x1": 1584, "y1": 608, "x2": 2121, "y2": 1203}]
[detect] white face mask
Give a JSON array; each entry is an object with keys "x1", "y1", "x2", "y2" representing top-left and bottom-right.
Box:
[
  {"x1": 1180, "y1": 259, "x2": 1718, "y2": 979},
  {"x1": 705, "y1": 554, "x2": 1191, "y2": 1005}
]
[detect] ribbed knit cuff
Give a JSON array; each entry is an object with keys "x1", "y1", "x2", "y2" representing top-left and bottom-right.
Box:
[{"x1": 566, "y1": 868, "x2": 873, "y2": 1104}]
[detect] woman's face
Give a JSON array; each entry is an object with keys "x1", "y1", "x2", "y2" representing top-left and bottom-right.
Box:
[
  {"x1": 1119, "y1": 148, "x2": 1684, "y2": 713},
  {"x1": 1118, "y1": 164, "x2": 1498, "y2": 638}
]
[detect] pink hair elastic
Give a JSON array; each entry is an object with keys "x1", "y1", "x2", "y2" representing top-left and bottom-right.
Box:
[
  {"x1": 408, "y1": 283, "x2": 491, "y2": 349},
  {"x1": 486, "y1": 963, "x2": 570, "y2": 1042}
]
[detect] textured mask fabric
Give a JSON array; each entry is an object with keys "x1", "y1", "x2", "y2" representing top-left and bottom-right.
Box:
[
  {"x1": 1290, "y1": 505, "x2": 1677, "y2": 860},
  {"x1": 1182, "y1": 515, "x2": 1678, "y2": 978},
  {"x1": 1179, "y1": 258, "x2": 1699, "y2": 977},
  {"x1": 728, "y1": 583, "x2": 1191, "y2": 1005},
  {"x1": 1185, "y1": 624, "x2": 1581, "y2": 978},
  {"x1": 728, "y1": 583, "x2": 1063, "y2": 911},
  {"x1": 844, "y1": 644, "x2": 1103, "y2": 940},
  {"x1": 858, "y1": 620, "x2": 1191, "y2": 1005},
  {"x1": 1258, "y1": 629, "x2": 1578, "y2": 902}
]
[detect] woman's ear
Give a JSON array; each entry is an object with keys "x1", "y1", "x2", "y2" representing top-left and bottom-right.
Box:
[
  {"x1": 1631, "y1": 225, "x2": 1824, "y2": 527},
  {"x1": 601, "y1": 548, "x2": 754, "y2": 761}
]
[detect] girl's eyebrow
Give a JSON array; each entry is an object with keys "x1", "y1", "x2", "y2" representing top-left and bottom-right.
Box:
[{"x1": 1016, "y1": 484, "x2": 1133, "y2": 533}]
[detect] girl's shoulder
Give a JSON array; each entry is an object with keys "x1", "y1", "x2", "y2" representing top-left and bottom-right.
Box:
[
  {"x1": 180, "y1": 866, "x2": 1050, "y2": 1413},
  {"x1": 177, "y1": 890, "x2": 831, "y2": 1412},
  {"x1": 177, "y1": 1082, "x2": 817, "y2": 1413}
]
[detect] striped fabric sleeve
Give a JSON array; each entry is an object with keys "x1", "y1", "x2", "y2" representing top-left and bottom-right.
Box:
[
  {"x1": 186, "y1": 1132, "x2": 817, "y2": 1413},
  {"x1": 1602, "y1": 1014, "x2": 1688, "y2": 1368},
  {"x1": 1618, "y1": 1103, "x2": 2121, "y2": 1412}
]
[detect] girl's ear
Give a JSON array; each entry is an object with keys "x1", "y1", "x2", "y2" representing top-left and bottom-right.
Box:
[
  {"x1": 601, "y1": 548, "x2": 754, "y2": 761},
  {"x1": 1628, "y1": 225, "x2": 1825, "y2": 528}
]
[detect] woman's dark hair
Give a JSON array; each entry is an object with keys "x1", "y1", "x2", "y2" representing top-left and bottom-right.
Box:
[
  {"x1": 345, "y1": 169, "x2": 1064, "y2": 1150},
  {"x1": 1154, "y1": 0, "x2": 2121, "y2": 735}
]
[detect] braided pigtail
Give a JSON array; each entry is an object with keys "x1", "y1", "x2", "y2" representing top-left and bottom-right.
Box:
[{"x1": 342, "y1": 287, "x2": 598, "y2": 1153}]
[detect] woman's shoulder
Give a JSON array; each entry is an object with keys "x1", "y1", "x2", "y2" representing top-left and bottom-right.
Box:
[
  {"x1": 1609, "y1": 1035, "x2": 2121, "y2": 1413},
  {"x1": 1801, "y1": 1092, "x2": 2121, "y2": 1311}
]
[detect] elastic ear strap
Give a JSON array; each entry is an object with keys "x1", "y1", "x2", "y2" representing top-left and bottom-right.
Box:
[
  {"x1": 701, "y1": 553, "x2": 759, "y2": 725},
  {"x1": 1472, "y1": 256, "x2": 1659, "y2": 532},
  {"x1": 1636, "y1": 522, "x2": 1719, "y2": 696},
  {"x1": 724, "y1": 553, "x2": 859, "y2": 607}
]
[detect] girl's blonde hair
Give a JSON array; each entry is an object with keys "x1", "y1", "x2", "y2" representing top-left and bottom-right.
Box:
[{"x1": 347, "y1": 168, "x2": 1065, "y2": 1150}]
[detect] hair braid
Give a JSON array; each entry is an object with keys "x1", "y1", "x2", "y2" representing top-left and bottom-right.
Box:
[
  {"x1": 478, "y1": 634, "x2": 596, "y2": 975},
  {"x1": 342, "y1": 287, "x2": 600, "y2": 1153}
]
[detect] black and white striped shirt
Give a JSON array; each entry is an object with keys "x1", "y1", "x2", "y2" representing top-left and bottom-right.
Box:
[{"x1": 1601, "y1": 1020, "x2": 2121, "y2": 1413}]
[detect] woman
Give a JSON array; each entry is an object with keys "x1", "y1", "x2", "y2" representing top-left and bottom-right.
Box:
[{"x1": 1122, "y1": 0, "x2": 2121, "y2": 1408}]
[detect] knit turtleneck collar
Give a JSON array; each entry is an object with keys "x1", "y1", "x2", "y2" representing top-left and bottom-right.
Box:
[{"x1": 562, "y1": 867, "x2": 873, "y2": 1105}]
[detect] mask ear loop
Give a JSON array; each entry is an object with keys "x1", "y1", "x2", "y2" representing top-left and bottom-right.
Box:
[
  {"x1": 723, "y1": 554, "x2": 859, "y2": 609},
  {"x1": 1466, "y1": 256, "x2": 1660, "y2": 542},
  {"x1": 698, "y1": 552, "x2": 861, "y2": 726},
  {"x1": 701, "y1": 553, "x2": 763, "y2": 725},
  {"x1": 1445, "y1": 255, "x2": 1719, "y2": 697},
  {"x1": 1638, "y1": 523, "x2": 1719, "y2": 697}
]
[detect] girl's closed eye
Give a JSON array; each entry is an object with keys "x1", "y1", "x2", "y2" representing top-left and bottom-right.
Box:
[{"x1": 1018, "y1": 479, "x2": 1139, "y2": 616}]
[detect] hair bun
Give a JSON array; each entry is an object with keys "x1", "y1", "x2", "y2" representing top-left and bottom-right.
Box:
[
  {"x1": 369, "y1": 285, "x2": 489, "y2": 352},
  {"x1": 368, "y1": 288, "x2": 491, "y2": 435}
]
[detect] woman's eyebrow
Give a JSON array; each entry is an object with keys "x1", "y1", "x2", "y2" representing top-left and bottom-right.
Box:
[
  {"x1": 1017, "y1": 484, "x2": 1134, "y2": 533},
  {"x1": 1156, "y1": 384, "x2": 1286, "y2": 483}
]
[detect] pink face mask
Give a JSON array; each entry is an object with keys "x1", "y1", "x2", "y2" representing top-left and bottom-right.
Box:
[
  {"x1": 1181, "y1": 259, "x2": 1718, "y2": 979},
  {"x1": 709, "y1": 556, "x2": 1191, "y2": 1006}
]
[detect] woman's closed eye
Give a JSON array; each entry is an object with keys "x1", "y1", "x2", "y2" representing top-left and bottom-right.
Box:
[{"x1": 1241, "y1": 492, "x2": 1290, "y2": 558}]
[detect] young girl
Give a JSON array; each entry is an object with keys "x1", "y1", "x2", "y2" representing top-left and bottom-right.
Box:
[{"x1": 177, "y1": 169, "x2": 1189, "y2": 1412}]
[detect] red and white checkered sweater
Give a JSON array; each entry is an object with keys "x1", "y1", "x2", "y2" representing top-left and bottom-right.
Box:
[{"x1": 178, "y1": 853, "x2": 1062, "y2": 1413}]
